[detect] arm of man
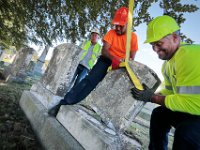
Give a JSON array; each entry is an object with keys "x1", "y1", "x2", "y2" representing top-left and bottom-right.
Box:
[
  {"x1": 151, "y1": 94, "x2": 166, "y2": 106},
  {"x1": 130, "y1": 51, "x2": 136, "y2": 60},
  {"x1": 102, "y1": 40, "x2": 123, "y2": 69},
  {"x1": 101, "y1": 40, "x2": 113, "y2": 60},
  {"x1": 131, "y1": 84, "x2": 166, "y2": 106},
  {"x1": 101, "y1": 40, "x2": 122, "y2": 61}
]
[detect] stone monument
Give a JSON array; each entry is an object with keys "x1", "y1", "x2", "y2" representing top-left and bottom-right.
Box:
[{"x1": 3, "y1": 47, "x2": 36, "y2": 81}]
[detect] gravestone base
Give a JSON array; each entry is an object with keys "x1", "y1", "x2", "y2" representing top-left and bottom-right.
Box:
[
  {"x1": 57, "y1": 105, "x2": 141, "y2": 150},
  {"x1": 20, "y1": 90, "x2": 141, "y2": 150},
  {"x1": 20, "y1": 90, "x2": 84, "y2": 150}
]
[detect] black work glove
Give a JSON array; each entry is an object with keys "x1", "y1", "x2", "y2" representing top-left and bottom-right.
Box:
[{"x1": 131, "y1": 84, "x2": 154, "y2": 102}]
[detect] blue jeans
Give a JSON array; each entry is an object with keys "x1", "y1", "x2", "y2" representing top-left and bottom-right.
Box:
[
  {"x1": 72, "y1": 64, "x2": 89, "y2": 87},
  {"x1": 60, "y1": 55, "x2": 112, "y2": 105},
  {"x1": 149, "y1": 106, "x2": 200, "y2": 150}
]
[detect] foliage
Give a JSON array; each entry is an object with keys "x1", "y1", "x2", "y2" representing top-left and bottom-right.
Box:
[
  {"x1": 160, "y1": 0, "x2": 199, "y2": 43},
  {"x1": 0, "y1": 0, "x2": 199, "y2": 49},
  {"x1": 0, "y1": 0, "x2": 27, "y2": 50}
]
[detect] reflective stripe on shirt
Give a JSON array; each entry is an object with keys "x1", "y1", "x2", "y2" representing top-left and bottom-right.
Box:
[{"x1": 177, "y1": 86, "x2": 200, "y2": 94}]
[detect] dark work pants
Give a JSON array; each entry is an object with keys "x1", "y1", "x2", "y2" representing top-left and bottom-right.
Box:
[
  {"x1": 60, "y1": 55, "x2": 112, "y2": 105},
  {"x1": 71, "y1": 64, "x2": 89, "y2": 88},
  {"x1": 149, "y1": 106, "x2": 200, "y2": 150}
]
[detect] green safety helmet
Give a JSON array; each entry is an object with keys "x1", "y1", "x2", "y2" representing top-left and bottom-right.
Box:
[{"x1": 144, "y1": 15, "x2": 180, "y2": 43}]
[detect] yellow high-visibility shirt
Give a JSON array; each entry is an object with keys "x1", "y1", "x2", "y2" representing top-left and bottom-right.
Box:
[{"x1": 160, "y1": 44, "x2": 200, "y2": 115}]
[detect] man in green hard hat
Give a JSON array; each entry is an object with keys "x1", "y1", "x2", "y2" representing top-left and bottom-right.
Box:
[{"x1": 131, "y1": 15, "x2": 200, "y2": 150}]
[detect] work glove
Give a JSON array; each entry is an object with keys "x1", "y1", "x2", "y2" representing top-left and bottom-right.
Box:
[
  {"x1": 131, "y1": 84, "x2": 154, "y2": 102},
  {"x1": 111, "y1": 58, "x2": 121, "y2": 70}
]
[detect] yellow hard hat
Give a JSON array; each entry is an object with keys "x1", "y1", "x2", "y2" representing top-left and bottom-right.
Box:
[{"x1": 144, "y1": 15, "x2": 180, "y2": 43}]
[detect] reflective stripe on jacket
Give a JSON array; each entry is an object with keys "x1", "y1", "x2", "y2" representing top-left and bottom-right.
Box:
[
  {"x1": 80, "y1": 40, "x2": 101, "y2": 69},
  {"x1": 160, "y1": 44, "x2": 200, "y2": 115}
]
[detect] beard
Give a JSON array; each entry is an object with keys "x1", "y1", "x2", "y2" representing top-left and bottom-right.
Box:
[
  {"x1": 116, "y1": 30, "x2": 122, "y2": 35},
  {"x1": 157, "y1": 48, "x2": 169, "y2": 60}
]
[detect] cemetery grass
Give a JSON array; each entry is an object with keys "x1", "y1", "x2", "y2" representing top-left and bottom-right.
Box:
[{"x1": 0, "y1": 80, "x2": 43, "y2": 150}]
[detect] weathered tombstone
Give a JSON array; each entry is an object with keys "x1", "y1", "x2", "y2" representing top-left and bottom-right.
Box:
[
  {"x1": 81, "y1": 62, "x2": 160, "y2": 130},
  {"x1": 3, "y1": 47, "x2": 37, "y2": 81},
  {"x1": 20, "y1": 43, "x2": 85, "y2": 150},
  {"x1": 56, "y1": 61, "x2": 160, "y2": 150},
  {"x1": 30, "y1": 43, "x2": 82, "y2": 108},
  {"x1": 20, "y1": 43, "x2": 161, "y2": 150}
]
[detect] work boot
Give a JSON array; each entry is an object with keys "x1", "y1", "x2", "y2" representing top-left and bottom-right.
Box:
[{"x1": 48, "y1": 103, "x2": 61, "y2": 117}]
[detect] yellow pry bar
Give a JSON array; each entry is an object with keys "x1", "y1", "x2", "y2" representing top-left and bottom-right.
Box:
[{"x1": 124, "y1": 0, "x2": 143, "y2": 90}]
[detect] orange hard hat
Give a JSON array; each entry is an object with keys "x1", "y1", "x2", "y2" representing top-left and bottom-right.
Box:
[{"x1": 112, "y1": 7, "x2": 128, "y2": 26}]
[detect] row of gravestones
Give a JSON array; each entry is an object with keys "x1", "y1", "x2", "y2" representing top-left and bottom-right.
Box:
[
  {"x1": 28, "y1": 43, "x2": 161, "y2": 150},
  {"x1": 1, "y1": 47, "x2": 45, "y2": 82},
  {"x1": 0, "y1": 43, "x2": 162, "y2": 149}
]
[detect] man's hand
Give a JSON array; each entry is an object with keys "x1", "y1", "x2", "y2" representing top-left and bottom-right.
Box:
[{"x1": 131, "y1": 84, "x2": 154, "y2": 102}]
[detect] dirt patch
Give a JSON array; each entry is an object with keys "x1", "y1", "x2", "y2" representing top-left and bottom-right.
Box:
[{"x1": 0, "y1": 80, "x2": 43, "y2": 150}]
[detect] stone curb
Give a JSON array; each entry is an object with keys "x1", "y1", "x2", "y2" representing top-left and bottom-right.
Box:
[{"x1": 19, "y1": 90, "x2": 84, "y2": 150}]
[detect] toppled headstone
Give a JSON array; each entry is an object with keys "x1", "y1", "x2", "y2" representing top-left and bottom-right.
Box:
[
  {"x1": 80, "y1": 61, "x2": 160, "y2": 131},
  {"x1": 56, "y1": 61, "x2": 160, "y2": 149}
]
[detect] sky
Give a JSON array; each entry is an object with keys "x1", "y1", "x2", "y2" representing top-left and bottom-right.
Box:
[
  {"x1": 134, "y1": 0, "x2": 200, "y2": 81},
  {"x1": 31, "y1": 1, "x2": 200, "y2": 81}
]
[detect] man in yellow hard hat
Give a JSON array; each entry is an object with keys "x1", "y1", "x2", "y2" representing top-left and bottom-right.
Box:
[
  {"x1": 48, "y1": 7, "x2": 138, "y2": 116},
  {"x1": 131, "y1": 15, "x2": 200, "y2": 149}
]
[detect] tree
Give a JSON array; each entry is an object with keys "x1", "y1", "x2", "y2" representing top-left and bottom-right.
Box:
[
  {"x1": 0, "y1": 0, "x2": 199, "y2": 50},
  {"x1": 0, "y1": 0, "x2": 28, "y2": 50},
  {"x1": 160, "y1": 0, "x2": 199, "y2": 43}
]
